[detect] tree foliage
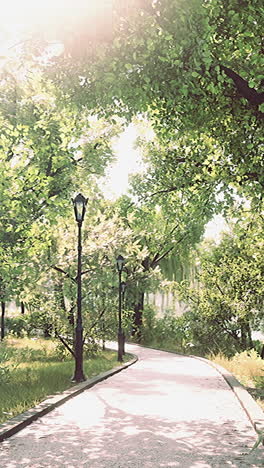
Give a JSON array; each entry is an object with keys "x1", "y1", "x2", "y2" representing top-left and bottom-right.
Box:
[
  {"x1": 46, "y1": 0, "x2": 263, "y2": 207},
  {"x1": 178, "y1": 210, "x2": 264, "y2": 355},
  {"x1": 0, "y1": 1, "x2": 263, "y2": 354},
  {"x1": 0, "y1": 64, "x2": 122, "y2": 304}
]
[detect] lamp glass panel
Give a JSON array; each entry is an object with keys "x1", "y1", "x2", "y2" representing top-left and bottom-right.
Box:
[
  {"x1": 75, "y1": 200, "x2": 84, "y2": 222},
  {"x1": 116, "y1": 255, "x2": 124, "y2": 272}
]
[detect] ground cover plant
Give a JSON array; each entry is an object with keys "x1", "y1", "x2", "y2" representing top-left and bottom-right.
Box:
[{"x1": 0, "y1": 337, "x2": 123, "y2": 425}]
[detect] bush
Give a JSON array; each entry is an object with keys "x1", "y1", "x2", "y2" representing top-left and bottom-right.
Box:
[
  {"x1": 140, "y1": 305, "x2": 156, "y2": 344},
  {"x1": 254, "y1": 376, "x2": 264, "y2": 389},
  {"x1": 5, "y1": 311, "x2": 54, "y2": 338},
  {"x1": 140, "y1": 306, "x2": 256, "y2": 357},
  {"x1": 54, "y1": 342, "x2": 71, "y2": 361},
  {"x1": 24, "y1": 310, "x2": 53, "y2": 337},
  {"x1": 211, "y1": 349, "x2": 264, "y2": 385},
  {"x1": 5, "y1": 316, "x2": 28, "y2": 338},
  {"x1": 177, "y1": 310, "x2": 245, "y2": 357},
  {"x1": 141, "y1": 307, "x2": 192, "y2": 352},
  {"x1": 252, "y1": 339, "x2": 264, "y2": 356}
]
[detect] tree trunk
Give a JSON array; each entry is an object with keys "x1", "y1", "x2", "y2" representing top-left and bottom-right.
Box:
[
  {"x1": 44, "y1": 324, "x2": 52, "y2": 338},
  {"x1": 67, "y1": 308, "x2": 75, "y2": 328},
  {"x1": 1, "y1": 301, "x2": 6, "y2": 340},
  {"x1": 240, "y1": 322, "x2": 247, "y2": 350},
  {"x1": 21, "y1": 301, "x2": 25, "y2": 315},
  {"x1": 132, "y1": 292, "x2": 144, "y2": 341},
  {"x1": 246, "y1": 322, "x2": 253, "y2": 349},
  {"x1": 240, "y1": 320, "x2": 253, "y2": 350}
]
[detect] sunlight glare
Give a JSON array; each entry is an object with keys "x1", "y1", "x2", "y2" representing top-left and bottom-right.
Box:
[
  {"x1": 99, "y1": 124, "x2": 147, "y2": 200},
  {"x1": 2, "y1": 0, "x2": 113, "y2": 39}
]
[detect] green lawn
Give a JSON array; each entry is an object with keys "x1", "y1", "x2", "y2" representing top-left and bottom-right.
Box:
[{"x1": 0, "y1": 337, "x2": 123, "y2": 424}]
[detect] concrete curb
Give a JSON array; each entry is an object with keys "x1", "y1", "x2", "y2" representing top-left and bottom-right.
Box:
[
  {"x1": 0, "y1": 354, "x2": 138, "y2": 443},
  {"x1": 191, "y1": 354, "x2": 264, "y2": 429},
  {"x1": 129, "y1": 342, "x2": 264, "y2": 433}
]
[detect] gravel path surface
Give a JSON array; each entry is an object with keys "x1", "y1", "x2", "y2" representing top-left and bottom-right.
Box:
[{"x1": 0, "y1": 344, "x2": 263, "y2": 467}]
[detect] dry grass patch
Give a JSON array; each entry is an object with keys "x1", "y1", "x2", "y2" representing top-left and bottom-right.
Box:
[{"x1": 210, "y1": 349, "x2": 264, "y2": 411}]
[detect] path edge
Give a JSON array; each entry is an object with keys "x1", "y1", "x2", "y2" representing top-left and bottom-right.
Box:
[
  {"x1": 0, "y1": 353, "x2": 138, "y2": 443},
  {"x1": 129, "y1": 342, "x2": 264, "y2": 433},
  {"x1": 191, "y1": 354, "x2": 264, "y2": 430}
]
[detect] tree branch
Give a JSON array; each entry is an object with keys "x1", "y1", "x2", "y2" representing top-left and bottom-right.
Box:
[
  {"x1": 82, "y1": 308, "x2": 107, "y2": 344},
  {"x1": 221, "y1": 66, "x2": 264, "y2": 106},
  {"x1": 52, "y1": 266, "x2": 76, "y2": 282},
  {"x1": 54, "y1": 331, "x2": 75, "y2": 357}
]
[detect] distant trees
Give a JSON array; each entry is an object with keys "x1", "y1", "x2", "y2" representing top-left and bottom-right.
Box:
[{"x1": 178, "y1": 210, "x2": 264, "y2": 355}]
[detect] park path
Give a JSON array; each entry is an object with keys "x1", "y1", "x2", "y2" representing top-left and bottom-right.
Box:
[{"x1": 0, "y1": 344, "x2": 263, "y2": 467}]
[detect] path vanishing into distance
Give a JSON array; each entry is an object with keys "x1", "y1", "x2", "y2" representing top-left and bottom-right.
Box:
[{"x1": 0, "y1": 344, "x2": 263, "y2": 467}]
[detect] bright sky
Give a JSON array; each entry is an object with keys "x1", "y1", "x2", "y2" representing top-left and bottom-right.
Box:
[
  {"x1": 1, "y1": 0, "x2": 113, "y2": 57},
  {"x1": 99, "y1": 124, "x2": 146, "y2": 200},
  {"x1": 203, "y1": 214, "x2": 227, "y2": 241},
  {"x1": 1, "y1": 0, "x2": 111, "y2": 27}
]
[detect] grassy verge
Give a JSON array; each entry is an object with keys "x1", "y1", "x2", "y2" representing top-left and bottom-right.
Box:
[
  {"x1": 0, "y1": 337, "x2": 125, "y2": 424},
  {"x1": 208, "y1": 349, "x2": 264, "y2": 411}
]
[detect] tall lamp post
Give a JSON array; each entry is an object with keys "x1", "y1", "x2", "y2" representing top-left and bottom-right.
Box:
[
  {"x1": 116, "y1": 255, "x2": 125, "y2": 362},
  {"x1": 120, "y1": 281, "x2": 126, "y2": 356},
  {"x1": 72, "y1": 193, "x2": 88, "y2": 382}
]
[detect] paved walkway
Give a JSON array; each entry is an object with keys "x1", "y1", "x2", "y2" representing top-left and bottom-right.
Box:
[{"x1": 0, "y1": 344, "x2": 263, "y2": 467}]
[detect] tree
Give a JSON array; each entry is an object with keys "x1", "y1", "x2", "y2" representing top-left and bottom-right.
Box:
[
  {"x1": 115, "y1": 179, "x2": 215, "y2": 337},
  {"x1": 1, "y1": 0, "x2": 263, "y2": 353},
  {"x1": 22, "y1": 193, "x2": 160, "y2": 350},
  {"x1": 46, "y1": 0, "x2": 263, "y2": 207},
  {"x1": 5, "y1": 1, "x2": 263, "y2": 210},
  {"x1": 0, "y1": 62, "x2": 123, "y2": 339},
  {"x1": 178, "y1": 210, "x2": 264, "y2": 355}
]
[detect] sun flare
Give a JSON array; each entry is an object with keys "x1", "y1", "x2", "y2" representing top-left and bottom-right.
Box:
[{"x1": 1, "y1": 0, "x2": 113, "y2": 41}]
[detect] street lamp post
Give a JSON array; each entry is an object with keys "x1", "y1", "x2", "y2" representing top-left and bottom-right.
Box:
[
  {"x1": 116, "y1": 255, "x2": 125, "y2": 362},
  {"x1": 72, "y1": 193, "x2": 88, "y2": 382},
  {"x1": 120, "y1": 281, "x2": 126, "y2": 356}
]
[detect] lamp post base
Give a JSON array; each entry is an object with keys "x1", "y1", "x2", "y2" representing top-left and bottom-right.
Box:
[{"x1": 71, "y1": 373, "x2": 86, "y2": 383}]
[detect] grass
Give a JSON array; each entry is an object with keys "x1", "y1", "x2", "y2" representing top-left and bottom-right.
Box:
[
  {"x1": 209, "y1": 349, "x2": 264, "y2": 411},
  {"x1": 0, "y1": 337, "x2": 125, "y2": 424}
]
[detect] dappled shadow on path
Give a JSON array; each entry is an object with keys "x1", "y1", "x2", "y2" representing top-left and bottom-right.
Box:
[
  {"x1": 1, "y1": 347, "x2": 263, "y2": 467},
  {"x1": 0, "y1": 397, "x2": 263, "y2": 468}
]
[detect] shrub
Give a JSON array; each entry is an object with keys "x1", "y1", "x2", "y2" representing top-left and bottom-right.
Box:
[
  {"x1": 141, "y1": 307, "x2": 192, "y2": 352},
  {"x1": 254, "y1": 376, "x2": 264, "y2": 389},
  {"x1": 24, "y1": 310, "x2": 53, "y2": 337},
  {"x1": 5, "y1": 316, "x2": 28, "y2": 338}
]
